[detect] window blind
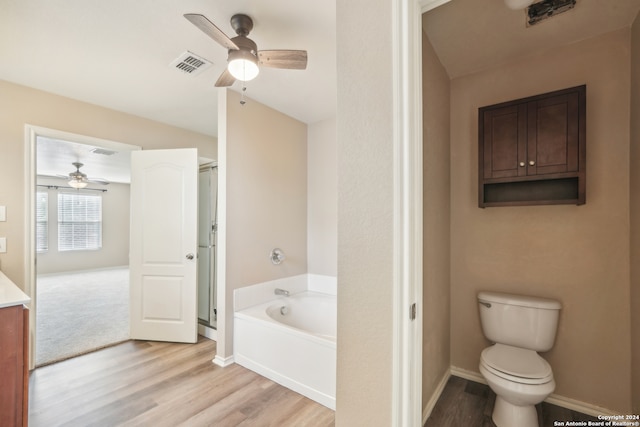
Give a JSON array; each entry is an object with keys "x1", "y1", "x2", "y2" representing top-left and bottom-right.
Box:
[
  {"x1": 58, "y1": 192, "x2": 102, "y2": 251},
  {"x1": 36, "y1": 192, "x2": 48, "y2": 252}
]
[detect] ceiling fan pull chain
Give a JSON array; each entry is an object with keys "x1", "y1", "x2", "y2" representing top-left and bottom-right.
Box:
[{"x1": 240, "y1": 85, "x2": 247, "y2": 105}]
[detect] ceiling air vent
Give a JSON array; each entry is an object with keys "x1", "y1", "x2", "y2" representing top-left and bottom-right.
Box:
[
  {"x1": 527, "y1": 0, "x2": 576, "y2": 26},
  {"x1": 170, "y1": 51, "x2": 213, "y2": 76}
]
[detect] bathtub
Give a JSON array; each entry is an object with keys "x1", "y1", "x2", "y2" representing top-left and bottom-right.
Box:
[{"x1": 233, "y1": 274, "x2": 336, "y2": 409}]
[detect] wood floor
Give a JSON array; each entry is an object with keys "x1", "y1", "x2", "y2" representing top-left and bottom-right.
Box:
[
  {"x1": 30, "y1": 337, "x2": 601, "y2": 427},
  {"x1": 28, "y1": 336, "x2": 335, "y2": 427},
  {"x1": 425, "y1": 376, "x2": 599, "y2": 427}
]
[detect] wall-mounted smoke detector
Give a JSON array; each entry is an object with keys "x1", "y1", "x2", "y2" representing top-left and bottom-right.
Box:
[
  {"x1": 169, "y1": 51, "x2": 213, "y2": 76},
  {"x1": 527, "y1": 0, "x2": 576, "y2": 26}
]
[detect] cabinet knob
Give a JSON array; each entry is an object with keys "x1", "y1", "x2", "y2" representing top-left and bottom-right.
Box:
[
  {"x1": 529, "y1": 160, "x2": 536, "y2": 166},
  {"x1": 519, "y1": 162, "x2": 525, "y2": 167}
]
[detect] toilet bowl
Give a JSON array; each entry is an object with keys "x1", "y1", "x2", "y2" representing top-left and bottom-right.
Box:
[
  {"x1": 479, "y1": 344, "x2": 556, "y2": 427},
  {"x1": 477, "y1": 292, "x2": 561, "y2": 427}
]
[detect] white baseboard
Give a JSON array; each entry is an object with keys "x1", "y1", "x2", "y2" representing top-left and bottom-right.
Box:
[
  {"x1": 450, "y1": 366, "x2": 486, "y2": 384},
  {"x1": 198, "y1": 324, "x2": 218, "y2": 341},
  {"x1": 213, "y1": 354, "x2": 234, "y2": 367},
  {"x1": 422, "y1": 371, "x2": 451, "y2": 425},
  {"x1": 544, "y1": 394, "x2": 618, "y2": 417},
  {"x1": 449, "y1": 365, "x2": 618, "y2": 418}
]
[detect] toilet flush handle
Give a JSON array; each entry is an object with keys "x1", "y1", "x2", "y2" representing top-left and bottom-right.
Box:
[{"x1": 479, "y1": 301, "x2": 491, "y2": 308}]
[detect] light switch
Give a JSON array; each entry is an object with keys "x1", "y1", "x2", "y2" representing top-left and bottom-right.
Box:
[
  {"x1": 0, "y1": 206, "x2": 5, "y2": 221},
  {"x1": 0, "y1": 237, "x2": 6, "y2": 253}
]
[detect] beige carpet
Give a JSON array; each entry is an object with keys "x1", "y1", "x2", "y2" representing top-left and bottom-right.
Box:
[{"x1": 35, "y1": 267, "x2": 130, "y2": 366}]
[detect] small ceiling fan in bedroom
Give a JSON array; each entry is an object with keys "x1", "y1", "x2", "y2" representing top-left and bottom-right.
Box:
[
  {"x1": 59, "y1": 162, "x2": 109, "y2": 189},
  {"x1": 184, "y1": 13, "x2": 308, "y2": 87}
]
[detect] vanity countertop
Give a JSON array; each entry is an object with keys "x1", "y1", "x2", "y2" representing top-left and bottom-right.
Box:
[{"x1": 0, "y1": 270, "x2": 30, "y2": 309}]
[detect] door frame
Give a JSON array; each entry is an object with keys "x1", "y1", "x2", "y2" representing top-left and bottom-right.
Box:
[
  {"x1": 23, "y1": 124, "x2": 140, "y2": 369},
  {"x1": 392, "y1": 0, "x2": 451, "y2": 424},
  {"x1": 391, "y1": 0, "x2": 424, "y2": 424}
]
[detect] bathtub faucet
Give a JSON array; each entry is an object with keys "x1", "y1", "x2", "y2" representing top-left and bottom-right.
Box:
[{"x1": 274, "y1": 288, "x2": 290, "y2": 297}]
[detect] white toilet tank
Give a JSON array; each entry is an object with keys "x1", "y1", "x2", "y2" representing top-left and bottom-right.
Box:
[{"x1": 478, "y1": 291, "x2": 562, "y2": 352}]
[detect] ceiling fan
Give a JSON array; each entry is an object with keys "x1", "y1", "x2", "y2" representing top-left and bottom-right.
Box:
[
  {"x1": 184, "y1": 13, "x2": 308, "y2": 87},
  {"x1": 60, "y1": 162, "x2": 109, "y2": 188}
]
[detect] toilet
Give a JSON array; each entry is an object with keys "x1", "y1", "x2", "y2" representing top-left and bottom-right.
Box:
[{"x1": 477, "y1": 291, "x2": 562, "y2": 427}]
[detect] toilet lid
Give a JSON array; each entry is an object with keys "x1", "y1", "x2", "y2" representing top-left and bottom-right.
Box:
[{"x1": 481, "y1": 344, "x2": 553, "y2": 384}]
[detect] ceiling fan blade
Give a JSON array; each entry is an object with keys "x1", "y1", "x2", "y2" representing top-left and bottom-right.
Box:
[
  {"x1": 51, "y1": 172, "x2": 82, "y2": 181},
  {"x1": 87, "y1": 178, "x2": 110, "y2": 185},
  {"x1": 215, "y1": 69, "x2": 236, "y2": 87},
  {"x1": 184, "y1": 14, "x2": 239, "y2": 50},
  {"x1": 258, "y1": 50, "x2": 308, "y2": 69}
]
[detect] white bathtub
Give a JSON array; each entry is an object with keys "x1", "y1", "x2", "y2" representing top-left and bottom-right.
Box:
[{"x1": 233, "y1": 275, "x2": 336, "y2": 409}]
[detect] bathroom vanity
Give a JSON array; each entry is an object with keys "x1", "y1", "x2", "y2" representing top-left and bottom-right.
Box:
[{"x1": 0, "y1": 271, "x2": 30, "y2": 427}]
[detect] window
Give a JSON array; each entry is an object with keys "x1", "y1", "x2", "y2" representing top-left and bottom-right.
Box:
[
  {"x1": 58, "y1": 192, "x2": 102, "y2": 251},
  {"x1": 36, "y1": 192, "x2": 48, "y2": 252}
]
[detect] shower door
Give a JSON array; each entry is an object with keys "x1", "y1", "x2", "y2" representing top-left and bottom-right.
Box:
[{"x1": 197, "y1": 166, "x2": 217, "y2": 328}]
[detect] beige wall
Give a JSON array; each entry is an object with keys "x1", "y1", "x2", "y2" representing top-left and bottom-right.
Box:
[
  {"x1": 630, "y1": 13, "x2": 640, "y2": 414},
  {"x1": 0, "y1": 80, "x2": 216, "y2": 288},
  {"x1": 335, "y1": 0, "x2": 395, "y2": 424},
  {"x1": 307, "y1": 117, "x2": 337, "y2": 276},
  {"x1": 220, "y1": 89, "x2": 308, "y2": 353},
  {"x1": 450, "y1": 29, "x2": 632, "y2": 412},
  {"x1": 421, "y1": 29, "x2": 451, "y2": 412},
  {"x1": 35, "y1": 177, "x2": 130, "y2": 274}
]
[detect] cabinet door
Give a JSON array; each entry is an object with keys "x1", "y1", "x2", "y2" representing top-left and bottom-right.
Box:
[
  {"x1": 481, "y1": 103, "x2": 527, "y2": 179},
  {"x1": 526, "y1": 91, "x2": 580, "y2": 176},
  {"x1": 0, "y1": 305, "x2": 25, "y2": 427},
  {"x1": 478, "y1": 85, "x2": 585, "y2": 207}
]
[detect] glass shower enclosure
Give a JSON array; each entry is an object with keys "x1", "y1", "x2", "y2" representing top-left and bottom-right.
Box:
[{"x1": 198, "y1": 165, "x2": 217, "y2": 329}]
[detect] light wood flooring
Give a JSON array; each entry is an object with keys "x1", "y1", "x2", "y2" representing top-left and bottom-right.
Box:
[
  {"x1": 28, "y1": 336, "x2": 335, "y2": 427},
  {"x1": 30, "y1": 337, "x2": 600, "y2": 427},
  {"x1": 425, "y1": 376, "x2": 599, "y2": 427}
]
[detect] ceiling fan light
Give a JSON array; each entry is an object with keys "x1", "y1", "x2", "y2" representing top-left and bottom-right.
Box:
[
  {"x1": 228, "y1": 50, "x2": 259, "y2": 81},
  {"x1": 68, "y1": 179, "x2": 88, "y2": 189},
  {"x1": 504, "y1": 0, "x2": 535, "y2": 9}
]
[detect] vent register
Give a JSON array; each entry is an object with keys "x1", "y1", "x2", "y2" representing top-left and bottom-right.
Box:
[
  {"x1": 527, "y1": 0, "x2": 576, "y2": 26},
  {"x1": 169, "y1": 51, "x2": 213, "y2": 76}
]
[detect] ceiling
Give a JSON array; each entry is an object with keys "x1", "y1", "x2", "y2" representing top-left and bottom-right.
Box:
[
  {"x1": 6, "y1": 0, "x2": 640, "y2": 184},
  {"x1": 423, "y1": 0, "x2": 640, "y2": 79},
  {"x1": 1, "y1": 0, "x2": 335, "y2": 184},
  {"x1": 0, "y1": 0, "x2": 336, "y2": 138},
  {"x1": 36, "y1": 137, "x2": 135, "y2": 184}
]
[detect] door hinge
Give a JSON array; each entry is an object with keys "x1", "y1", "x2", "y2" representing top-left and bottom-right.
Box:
[{"x1": 410, "y1": 303, "x2": 417, "y2": 321}]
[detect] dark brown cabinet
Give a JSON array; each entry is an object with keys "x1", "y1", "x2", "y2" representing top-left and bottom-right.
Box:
[
  {"x1": 0, "y1": 305, "x2": 29, "y2": 427},
  {"x1": 478, "y1": 85, "x2": 586, "y2": 207}
]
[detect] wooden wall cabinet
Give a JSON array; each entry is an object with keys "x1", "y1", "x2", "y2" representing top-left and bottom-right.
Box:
[
  {"x1": 478, "y1": 85, "x2": 586, "y2": 207},
  {"x1": 0, "y1": 305, "x2": 29, "y2": 427}
]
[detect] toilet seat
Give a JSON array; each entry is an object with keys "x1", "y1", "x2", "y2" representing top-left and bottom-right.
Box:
[{"x1": 481, "y1": 344, "x2": 553, "y2": 385}]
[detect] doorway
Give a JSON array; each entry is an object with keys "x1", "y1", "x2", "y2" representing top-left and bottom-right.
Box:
[
  {"x1": 25, "y1": 125, "x2": 141, "y2": 368},
  {"x1": 198, "y1": 164, "x2": 218, "y2": 334},
  {"x1": 26, "y1": 126, "x2": 219, "y2": 367}
]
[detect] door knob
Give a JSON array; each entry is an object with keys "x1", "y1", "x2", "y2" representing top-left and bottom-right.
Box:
[
  {"x1": 186, "y1": 253, "x2": 195, "y2": 260},
  {"x1": 519, "y1": 162, "x2": 525, "y2": 167},
  {"x1": 529, "y1": 160, "x2": 536, "y2": 166}
]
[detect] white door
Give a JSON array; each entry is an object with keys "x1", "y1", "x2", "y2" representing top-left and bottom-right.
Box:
[{"x1": 129, "y1": 148, "x2": 199, "y2": 343}]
